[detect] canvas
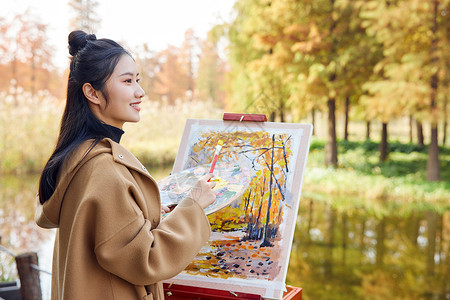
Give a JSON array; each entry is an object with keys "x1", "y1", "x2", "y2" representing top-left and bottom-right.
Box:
[{"x1": 164, "y1": 119, "x2": 312, "y2": 299}]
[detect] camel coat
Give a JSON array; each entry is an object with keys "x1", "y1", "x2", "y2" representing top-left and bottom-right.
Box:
[{"x1": 36, "y1": 138, "x2": 211, "y2": 300}]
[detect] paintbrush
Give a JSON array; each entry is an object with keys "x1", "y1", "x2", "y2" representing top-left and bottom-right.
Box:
[{"x1": 207, "y1": 139, "x2": 224, "y2": 182}]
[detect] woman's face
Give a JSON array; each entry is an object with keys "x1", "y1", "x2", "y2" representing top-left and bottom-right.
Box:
[{"x1": 97, "y1": 54, "x2": 145, "y2": 128}]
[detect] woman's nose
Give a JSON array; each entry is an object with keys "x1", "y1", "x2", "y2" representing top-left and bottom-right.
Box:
[{"x1": 136, "y1": 85, "x2": 145, "y2": 98}]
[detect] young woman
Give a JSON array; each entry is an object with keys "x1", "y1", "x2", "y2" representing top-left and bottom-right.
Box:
[{"x1": 36, "y1": 30, "x2": 216, "y2": 300}]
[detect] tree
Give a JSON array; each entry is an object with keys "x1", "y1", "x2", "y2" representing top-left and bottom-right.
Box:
[
  {"x1": 361, "y1": 0, "x2": 448, "y2": 180},
  {"x1": 134, "y1": 44, "x2": 159, "y2": 100},
  {"x1": 68, "y1": 0, "x2": 100, "y2": 33},
  {"x1": 425, "y1": 0, "x2": 443, "y2": 181},
  {"x1": 0, "y1": 11, "x2": 55, "y2": 97},
  {"x1": 152, "y1": 46, "x2": 190, "y2": 104},
  {"x1": 226, "y1": 0, "x2": 367, "y2": 166},
  {"x1": 196, "y1": 35, "x2": 227, "y2": 104},
  {"x1": 179, "y1": 29, "x2": 198, "y2": 101}
]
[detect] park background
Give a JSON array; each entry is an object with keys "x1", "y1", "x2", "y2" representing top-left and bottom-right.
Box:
[{"x1": 1, "y1": 0, "x2": 449, "y2": 299}]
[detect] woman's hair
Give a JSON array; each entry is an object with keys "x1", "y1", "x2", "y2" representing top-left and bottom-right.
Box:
[{"x1": 39, "y1": 30, "x2": 131, "y2": 204}]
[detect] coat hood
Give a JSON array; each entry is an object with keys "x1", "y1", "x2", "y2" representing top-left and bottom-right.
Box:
[{"x1": 35, "y1": 138, "x2": 150, "y2": 229}]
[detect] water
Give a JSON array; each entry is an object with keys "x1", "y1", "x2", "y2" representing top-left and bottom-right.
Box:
[
  {"x1": 1, "y1": 173, "x2": 448, "y2": 299},
  {"x1": 288, "y1": 199, "x2": 449, "y2": 299}
]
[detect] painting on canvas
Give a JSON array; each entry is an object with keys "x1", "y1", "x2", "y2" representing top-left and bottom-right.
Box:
[{"x1": 165, "y1": 119, "x2": 312, "y2": 299}]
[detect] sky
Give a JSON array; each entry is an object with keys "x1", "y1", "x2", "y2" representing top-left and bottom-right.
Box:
[{"x1": 3, "y1": 0, "x2": 236, "y2": 69}]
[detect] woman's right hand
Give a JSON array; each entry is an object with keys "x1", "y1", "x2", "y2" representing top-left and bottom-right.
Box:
[{"x1": 188, "y1": 173, "x2": 217, "y2": 209}]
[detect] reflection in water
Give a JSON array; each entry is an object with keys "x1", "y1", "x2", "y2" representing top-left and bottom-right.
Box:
[
  {"x1": 1, "y1": 174, "x2": 449, "y2": 299},
  {"x1": 0, "y1": 174, "x2": 54, "y2": 299},
  {"x1": 288, "y1": 197, "x2": 449, "y2": 300}
]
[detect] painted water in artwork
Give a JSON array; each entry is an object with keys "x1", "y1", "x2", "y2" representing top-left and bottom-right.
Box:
[{"x1": 169, "y1": 120, "x2": 312, "y2": 299}]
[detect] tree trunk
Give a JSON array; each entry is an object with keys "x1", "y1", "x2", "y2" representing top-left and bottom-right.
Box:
[
  {"x1": 444, "y1": 119, "x2": 448, "y2": 146},
  {"x1": 270, "y1": 111, "x2": 276, "y2": 122},
  {"x1": 379, "y1": 122, "x2": 389, "y2": 162},
  {"x1": 366, "y1": 120, "x2": 371, "y2": 141},
  {"x1": 325, "y1": 98, "x2": 338, "y2": 167},
  {"x1": 427, "y1": 124, "x2": 440, "y2": 181},
  {"x1": 409, "y1": 115, "x2": 413, "y2": 144},
  {"x1": 279, "y1": 97, "x2": 285, "y2": 122},
  {"x1": 311, "y1": 109, "x2": 316, "y2": 135},
  {"x1": 260, "y1": 134, "x2": 275, "y2": 247},
  {"x1": 426, "y1": 0, "x2": 441, "y2": 181},
  {"x1": 416, "y1": 120, "x2": 424, "y2": 146},
  {"x1": 344, "y1": 97, "x2": 350, "y2": 141},
  {"x1": 443, "y1": 96, "x2": 447, "y2": 146}
]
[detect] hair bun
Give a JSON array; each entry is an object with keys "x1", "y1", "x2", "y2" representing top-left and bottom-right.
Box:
[{"x1": 68, "y1": 30, "x2": 97, "y2": 56}]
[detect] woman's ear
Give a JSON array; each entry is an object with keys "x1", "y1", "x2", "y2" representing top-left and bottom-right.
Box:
[{"x1": 82, "y1": 83, "x2": 102, "y2": 105}]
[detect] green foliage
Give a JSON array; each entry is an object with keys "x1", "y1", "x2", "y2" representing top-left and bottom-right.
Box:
[
  {"x1": 338, "y1": 139, "x2": 427, "y2": 154},
  {"x1": 309, "y1": 138, "x2": 326, "y2": 151}
]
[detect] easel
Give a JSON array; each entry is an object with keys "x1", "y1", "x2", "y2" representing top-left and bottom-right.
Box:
[
  {"x1": 163, "y1": 113, "x2": 303, "y2": 300},
  {"x1": 163, "y1": 282, "x2": 302, "y2": 300}
]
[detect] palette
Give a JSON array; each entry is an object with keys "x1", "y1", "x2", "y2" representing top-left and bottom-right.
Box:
[{"x1": 158, "y1": 162, "x2": 252, "y2": 215}]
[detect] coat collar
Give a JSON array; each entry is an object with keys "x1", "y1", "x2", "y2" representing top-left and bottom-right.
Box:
[
  {"x1": 36, "y1": 138, "x2": 158, "y2": 229},
  {"x1": 107, "y1": 139, "x2": 158, "y2": 185}
]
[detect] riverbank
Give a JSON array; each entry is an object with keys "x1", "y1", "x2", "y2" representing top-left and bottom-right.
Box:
[{"x1": 301, "y1": 139, "x2": 450, "y2": 215}]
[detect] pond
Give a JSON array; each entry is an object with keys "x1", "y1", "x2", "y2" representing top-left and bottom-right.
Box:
[{"x1": 1, "y1": 172, "x2": 448, "y2": 299}]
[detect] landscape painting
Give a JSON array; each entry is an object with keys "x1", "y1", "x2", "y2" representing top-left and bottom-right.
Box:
[{"x1": 166, "y1": 119, "x2": 313, "y2": 299}]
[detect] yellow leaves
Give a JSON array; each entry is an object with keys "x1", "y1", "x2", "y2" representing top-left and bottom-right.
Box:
[
  {"x1": 283, "y1": 24, "x2": 310, "y2": 40},
  {"x1": 291, "y1": 23, "x2": 323, "y2": 54}
]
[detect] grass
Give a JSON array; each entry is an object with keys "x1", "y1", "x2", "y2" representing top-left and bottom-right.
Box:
[{"x1": 303, "y1": 138, "x2": 450, "y2": 216}]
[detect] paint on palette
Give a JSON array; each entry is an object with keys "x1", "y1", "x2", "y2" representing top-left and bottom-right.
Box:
[{"x1": 158, "y1": 162, "x2": 252, "y2": 215}]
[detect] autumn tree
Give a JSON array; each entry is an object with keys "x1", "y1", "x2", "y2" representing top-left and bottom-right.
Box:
[
  {"x1": 151, "y1": 45, "x2": 190, "y2": 104},
  {"x1": 290, "y1": 0, "x2": 381, "y2": 166},
  {"x1": 360, "y1": 0, "x2": 448, "y2": 178},
  {"x1": 196, "y1": 29, "x2": 227, "y2": 105},
  {"x1": 226, "y1": 0, "x2": 380, "y2": 167},
  {"x1": 136, "y1": 30, "x2": 215, "y2": 104},
  {"x1": 227, "y1": 0, "x2": 284, "y2": 117},
  {"x1": 0, "y1": 11, "x2": 55, "y2": 97}
]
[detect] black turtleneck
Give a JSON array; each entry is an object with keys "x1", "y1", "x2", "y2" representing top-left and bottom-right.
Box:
[{"x1": 104, "y1": 124, "x2": 124, "y2": 143}]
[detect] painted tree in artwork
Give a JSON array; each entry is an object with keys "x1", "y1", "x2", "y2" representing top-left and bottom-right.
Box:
[{"x1": 188, "y1": 130, "x2": 292, "y2": 247}]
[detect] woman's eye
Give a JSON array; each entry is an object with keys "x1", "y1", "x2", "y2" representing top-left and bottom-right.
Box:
[{"x1": 124, "y1": 79, "x2": 132, "y2": 83}]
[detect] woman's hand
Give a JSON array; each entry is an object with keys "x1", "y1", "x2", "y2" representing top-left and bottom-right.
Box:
[
  {"x1": 161, "y1": 205, "x2": 171, "y2": 214},
  {"x1": 188, "y1": 173, "x2": 217, "y2": 209}
]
